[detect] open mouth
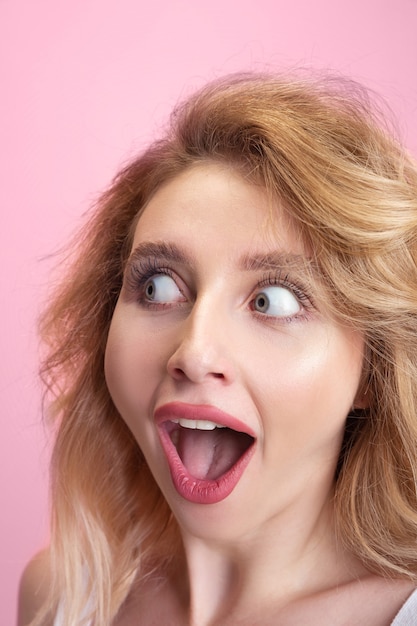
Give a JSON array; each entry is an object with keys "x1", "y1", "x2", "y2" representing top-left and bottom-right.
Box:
[
  {"x1": 165, "y1": 419, "x2": 254, "y2": 481},
  {"x1": 155, "y1": 403, "x2": 256, "y2": 504}
]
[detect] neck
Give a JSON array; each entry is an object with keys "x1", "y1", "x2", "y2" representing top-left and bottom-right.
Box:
[{"x1": 177, "y1": 496, "x2": 361, "y2": 626}]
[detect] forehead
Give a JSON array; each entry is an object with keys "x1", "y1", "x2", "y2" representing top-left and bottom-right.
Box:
[{"x1": 131, "y1": 163, "x2": 306, "y2": 257}]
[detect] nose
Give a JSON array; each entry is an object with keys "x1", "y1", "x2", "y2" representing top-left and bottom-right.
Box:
[{"x1": 166, "y1": 298, "x2": 236, "y2": 384}]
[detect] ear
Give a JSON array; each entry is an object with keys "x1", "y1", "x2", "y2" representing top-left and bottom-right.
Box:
[
  {"x1": 353, "y1": 379, "x2": 370, "y2": 411},
  {"x1": 354, "y1": 346, "x2": 372, "y2": 410}
]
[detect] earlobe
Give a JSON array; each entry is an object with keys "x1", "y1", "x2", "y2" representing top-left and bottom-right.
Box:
[
  {"x1": 353, "y1": 395, "x2": 369, "y2": 411},
  {"x1": 352, "y1": 383, "x2": 371, "y2": 412},
  {"x1": 353, "y1": 355, "x2": 371, "y2": 410}
]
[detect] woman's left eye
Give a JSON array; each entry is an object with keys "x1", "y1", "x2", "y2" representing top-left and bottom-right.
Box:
[
  {"x1": 252, "y1": 286, "x2": 301, "y2": 318},
  {"x1": 144, "y1": 274, "x2": 184, "y2": 303}
]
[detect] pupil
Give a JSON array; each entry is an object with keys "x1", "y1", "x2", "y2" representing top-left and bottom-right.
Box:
[
  {"x1": 146, "y1": 281, "x2": 155, "y2": 298},
  {"x1": 256, "y1": 294, "x2": 268, "y2": 312}
]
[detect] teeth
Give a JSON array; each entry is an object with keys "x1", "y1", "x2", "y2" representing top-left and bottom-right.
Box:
[{"x1": 171, "y1": 418, "x2": 226, "y2": 430}]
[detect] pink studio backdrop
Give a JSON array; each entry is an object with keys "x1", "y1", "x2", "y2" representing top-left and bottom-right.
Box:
[{"x1": 2, "y1": 0, "x2": 416, "y2": 622}]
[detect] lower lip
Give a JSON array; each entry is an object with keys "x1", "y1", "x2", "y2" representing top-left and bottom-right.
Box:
[{"x1": 155, "y1": 404, "x2": 256, "y2": 505}]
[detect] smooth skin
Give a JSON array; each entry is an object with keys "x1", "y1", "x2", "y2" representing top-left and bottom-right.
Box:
[{"x1": 19, "y1": 164, "x2": 415, "y2": 625}]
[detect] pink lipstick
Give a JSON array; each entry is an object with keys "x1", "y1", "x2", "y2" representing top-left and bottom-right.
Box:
[{"x1": 155, "y1": 402, "x2": 256, "y2": 504}]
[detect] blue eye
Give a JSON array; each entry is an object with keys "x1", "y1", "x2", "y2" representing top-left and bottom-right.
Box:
[
  {"x1": 144, "y1": 274, "x2": 183, "y2": 303},
  {"x1": 253, "y1": 286, "x2": 301, "y2": 317}
]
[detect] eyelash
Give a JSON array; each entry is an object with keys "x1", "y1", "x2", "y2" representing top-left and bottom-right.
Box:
[
  {"x1": 124, "y1": 258, "x2": 183, "y2": 309},
  {"x1": 251, "y1": 272, "x2": 314, "y2": 323},
  {"x1": 124, "y1": 260, "x2": 314, "y2": 320}
]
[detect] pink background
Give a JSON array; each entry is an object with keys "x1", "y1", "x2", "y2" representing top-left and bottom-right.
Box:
[{"x1": 1, "y1": 0, "x2": 416, "y2": 622}]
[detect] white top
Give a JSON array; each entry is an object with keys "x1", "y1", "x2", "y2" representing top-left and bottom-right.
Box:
[
  {"x1": 54, "y1": 588, "x2": 417, "y2": 625},
  {"x1": 53, "y1": 594, "x2": 93, "y2": 626},
  {"x1": 391, "y1": 588, "x2": 417, "y2": 625}
]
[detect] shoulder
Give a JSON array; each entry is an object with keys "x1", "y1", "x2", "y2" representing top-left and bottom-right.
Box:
[{"x1": 17, "y1": 548, "x2": 54, "y2": 626}]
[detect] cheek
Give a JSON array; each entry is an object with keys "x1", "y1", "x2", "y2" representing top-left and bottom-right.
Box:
[
  {"x1": 250, "y1": 326, "x2": 364, "y2": 448},
  {"x1": 105, "y1": 318, "x2": 170, "y2": 473},
  {"x1": 104, "y1": 313, "x2": 160, "y2": 428}
]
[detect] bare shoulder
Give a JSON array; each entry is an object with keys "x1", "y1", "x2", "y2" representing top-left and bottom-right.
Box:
[
  {"x1": 304, "y1": 575, "x2": 417, "y2": 626},
  {"x1": 243, "y1": 575, "x2": 417, "y2": 626},
  {"x1": 17, "y1": 548, "x2": 53, "y2": 626}
]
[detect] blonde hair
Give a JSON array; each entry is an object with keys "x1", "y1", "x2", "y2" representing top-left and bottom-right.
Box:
[{"x1": 37, "y1": 73, "x2": 417, "y2": 624}]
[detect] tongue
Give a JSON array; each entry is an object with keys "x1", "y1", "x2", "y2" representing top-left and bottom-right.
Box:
[{"x1": 175, "y1": 427, "x2": 251, "y2": 480}]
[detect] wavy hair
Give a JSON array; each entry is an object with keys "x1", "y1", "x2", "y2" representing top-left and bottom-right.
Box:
[{"x1": 36, "y1": 72, "x2": 417, "y2": 625}]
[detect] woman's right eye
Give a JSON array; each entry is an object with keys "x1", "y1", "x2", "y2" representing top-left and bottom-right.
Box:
[{"x1": 143, "y1": 274, "x2": 184, "y2": 303}]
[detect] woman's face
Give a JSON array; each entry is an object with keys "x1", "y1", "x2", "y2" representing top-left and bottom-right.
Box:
[{"x1": 105, "y1": 163, "x2": 364, "y2": 541}]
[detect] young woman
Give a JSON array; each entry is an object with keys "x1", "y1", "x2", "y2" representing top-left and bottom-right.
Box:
[{"x1": 19, "y1": 73, "x2": 417, "y2": 625}]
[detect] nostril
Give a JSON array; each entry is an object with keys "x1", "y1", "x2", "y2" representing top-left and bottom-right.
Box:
[
  {"x1": 172, "y1": 367, "x2": 186, "y2": 378},
  {"x1": 172, "y1": 368, "x2": 224, "y2": 380}
]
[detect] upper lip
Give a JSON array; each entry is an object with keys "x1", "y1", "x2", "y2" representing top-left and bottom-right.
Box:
[{"x1": 154, "y1": 401, "x2": 256, "y2": 437}]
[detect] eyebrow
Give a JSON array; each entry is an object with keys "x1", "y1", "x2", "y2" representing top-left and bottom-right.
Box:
[
  {"x1": 126, "y1": 241, "x2": 195, "y2": 269},
  {"x1": 127, "y1": 241, "x2": 316, "y2": 276},
  {"x1": 239, "y1": 251, "x2": 315, "y2": 273}
]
